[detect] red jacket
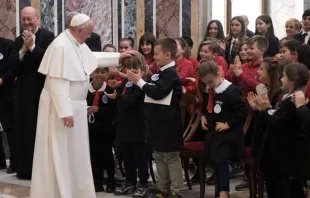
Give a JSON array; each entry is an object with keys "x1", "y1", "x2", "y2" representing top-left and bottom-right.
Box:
[
  {"x1": 144, "y1": 54, "x2": 160, "y2": 76},
  {"x1": 226, "y1": 61, "x2": 261, "y2": 101},
  {"x1": 188, "y1": 57, "x2": 199, "y2": 73},
  {"x1": 175, "y1": 57, "x2": 197, "y2": 95},
  {"x1": 214, "y1": 56, "x2": 229, "y2": 75}
]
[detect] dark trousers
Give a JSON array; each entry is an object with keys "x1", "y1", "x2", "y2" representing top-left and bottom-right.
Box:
[
  {"x1": 121, "y1": 142, "x2": 149, "y2": 186},
  {"x1": 0, "y1": 89, "x2": 16, "y2": 169},
  {"x1": 212, "y1": 159, "x2": 230, "y2": 192},
  {"x1": 89, "y1": 129, "x2": 115, "y2": 189},
  {"x1": 264, "y1": 173, "x2": 305, "y2": 198}
]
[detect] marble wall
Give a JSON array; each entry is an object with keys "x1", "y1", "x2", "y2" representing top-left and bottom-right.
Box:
[
  {"x1": 65, "y1": 0, "x2": 112, "y2": 46},
  {"x1": 144, "y1": 0, "x2": 153, "y2": 34},
  {"x1": 124, "y1": 0, "x2": 136, "y2": 39},
  {"x1": 41, "y1": 0, "x2": 55, "y2": 33},
  {"x1": 182, "y1": 0, "x2": 191, "y2": 37},
  {"x1": 156, "y1": 0, "x2": 180, "y2": 38},
  {"x1": 0, "y1": 0, "x2": 16, "y2": 40}
]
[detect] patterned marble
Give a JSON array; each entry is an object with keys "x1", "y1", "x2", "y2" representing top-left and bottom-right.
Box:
[
  {"x1": 65, "y1": 0, "x2": 112, "y2": 46},
  {"x1": 156, "y1": 0, "x2": 180, "y2": 38},
  {"x1": 31, "y1": 0, "x2": 40, "y2": 26},
  {"x1": 269, "y1": 0, "x2": 304, "y2": 39},
  {"x1": 57, "y1": 0, "x2": 62, "y2": 33},
  {"x1": 144, "y1": 0, "x2": 153, "y2": 34},
  {"x1": 190, "y1": 0, "x2": 199, "y2": 58},
  {"x1": 0, "y1": 0, "x2": 16, "y2": 40},
  {"x1": 136, "y1": 0, "x2": 145, "y2": 44},
  {"x1": 182, "y1": 0, "x2": 191, "y2": 37},
  {"x1": 40, "y1": 0, "x2": 54, "y2": 33},
  {"x1": 118, "y1": 0, "x2": 122, "y2": 42},
  {"x1": 306, "y1": 0, "x2": 310, "y2": 10},
  {"x1": 124, "y1": 0, "x2": 136, "y2": 40}
]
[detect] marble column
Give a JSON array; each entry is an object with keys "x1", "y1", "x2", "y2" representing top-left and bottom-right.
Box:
[
  {"x1": 0, "y1": 0, "x2": 16, "y2": 40},
  {"x1": 305, "y1": 0, "x2": 310, "y2": 10},
  {"x1": 40, "y1": 0, "x2": 54, "y2": 33},
  {"x1": 156, "y1": 0, "x2": 180, "y2": 38},
  {"x1": 191, "y1": 0, "x2": 199, "y2": 58},
  {"x1": 124, "y1": 0, "x2": 137, "y2": 39},
  {"x1": 136, "y1": 0, "x2": 145, "y2": 44},
  {"x1": 182, "y1": 0, "x2": 191, "y2": 37},
  {"x1": 144, "y1": 0, "x2": 153, "y2": 34}
]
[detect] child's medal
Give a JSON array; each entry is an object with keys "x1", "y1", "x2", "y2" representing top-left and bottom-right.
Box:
[{"x1": 102, "y1": 95, "x2": 108, "y2": 104}]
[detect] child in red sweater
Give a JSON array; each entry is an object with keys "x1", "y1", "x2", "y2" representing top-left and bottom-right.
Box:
[
  {"x1": 197, "y1": 40, "x2": 227, "y2": 77},
  {"x1": 182, "y1": 35, "x2": 199, "y2": 72},
  {"x1": 175, "y1": 37, "x2": 197, "y2": 95}
]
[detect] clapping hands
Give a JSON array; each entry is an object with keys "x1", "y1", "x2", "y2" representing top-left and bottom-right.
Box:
[
  {"x1": 22, "y1": 30, "x2": 34, "y2": 49},
  {"x1": 247, "y1": 92, "x2": 271, "y2": 111}
]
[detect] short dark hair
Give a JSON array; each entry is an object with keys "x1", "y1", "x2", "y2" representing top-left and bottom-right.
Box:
[
  {"x1": 120, "y1": 37, "x2": 135, "y2": 48},
  {"x1": 248, "y1": 35, "x2": 269, "y2": 51},
  {"x1": 155, "y1": 38, "x2": 177, "y2": 59},
  {"x1": 122, "y1": 52, "x2": 147, "y2": 72},
  {"x1": 284, "y1": 63, "x2": 309, "y2": 90},
  {"x1": 182, "y1": 35, "x2": 193, "y2": 48},
  {"x1": 102, "y1": 44, "x2": 116, "y2": 52},
  {"x1": 303, "y1": 9, "x2": 310, "y2": 18}
]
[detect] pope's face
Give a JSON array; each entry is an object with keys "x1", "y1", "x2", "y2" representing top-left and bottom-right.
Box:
[{"x1": 78, "y1": 20, "x2": 94, "y2": 43}]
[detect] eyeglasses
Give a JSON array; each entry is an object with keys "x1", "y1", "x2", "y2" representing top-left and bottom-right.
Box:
[{"x1": 21, "y1": 17, "x2": 35, "y2": 23}]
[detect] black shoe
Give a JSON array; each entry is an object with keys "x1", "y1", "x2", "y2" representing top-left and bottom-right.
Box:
[
  {"x1": 16, "y1": 174, "x2": 31, "y2": 180},
  {"x1": 133, "y1": 185, "x2": 148, "y2": 198},
  {"x1": 106, "y1": 182, "x2": 116, "y2": 193},
  {"x1": 235, "y1": 179, "x2": 249, "y2": 191},
  {"x1": 114, "y1": 183, "x2": 136, "y2": 195},
  {"x1": 206, "y1": 173, "x2": 216, "y2": 185},
  {"x1": 6, "y1": 165, "x2": 16, "y2": 174},
  {"x1": 95, "y1": 186, "x2": 105, "y2": 192}
]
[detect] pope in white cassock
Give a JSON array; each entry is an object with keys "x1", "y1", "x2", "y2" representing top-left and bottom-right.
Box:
[{"x1": 30, "y1": 13, "x2": 131, "y2": 198}]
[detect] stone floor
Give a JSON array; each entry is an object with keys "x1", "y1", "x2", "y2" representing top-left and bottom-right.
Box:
[{"x1": 0, "y1": 168, "x2": 254, "y2": 198}]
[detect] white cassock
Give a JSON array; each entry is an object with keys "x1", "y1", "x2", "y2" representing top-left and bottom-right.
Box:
[{"x1": 30, "y1": 29, "x2": 120, "y2": 198}]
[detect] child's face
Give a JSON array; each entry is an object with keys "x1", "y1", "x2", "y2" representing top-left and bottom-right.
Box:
[
  {"x1": 199, "y1": 45, "x2": 215, "y2": 61},
  {"x1": 104, "y1": 47, "x2": 116, "y2": 52},
  {"x1": 239, "y1": 44, "x2": 248, "y2": 61},
  {"x1": 200, "y1": 73, "x2": 221, "y2": 89},
  {"x1": 256, "y1": 19, "x2": 269, "y2": 34},
  {"x1": 119, "y1": 40, "x2": 133, "y2": 53},
  {"x1": 302, "y1": 16, "x2": 310, "y2": 31},
  {"x1": 281, "y1": 71, "x2": 293, "y2": 92},
  {"x1": 175, "y1": 40, "x2": 184, "y2": 59},
  {"x1": 154, "y1": 45, "x2": 171, "y2": 67},
  {"x1": 280, "y1": 46, "x2": 296, "y2": 65},
  {"x1": 141, "y1": 41, "x2": 152, "y2": 55},
  {"x1": 209, "y1": 22, "x2": 218, "y2": 37},
  {"x1": 247, "y1": 42, "x2": 263, "y2": 61},
  {"x1": 91, "y1": 69, "x2": 108, "y2": 84},
  {"x1": 257, "y1": 62, "x2": 269, "y2": 83},
  {"x1": 230, "y1": 19, "x2": 242, "y2": 36},
  {"x1": 285, "y1": 21, "x2": 298, "y2": 37}
]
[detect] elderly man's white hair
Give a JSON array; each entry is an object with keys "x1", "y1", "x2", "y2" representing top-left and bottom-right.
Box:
[{"x1": 65, "y1": 11, "x2": 80, "y2": 28}]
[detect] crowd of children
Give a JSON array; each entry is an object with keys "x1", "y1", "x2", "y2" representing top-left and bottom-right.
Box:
[{"x1": 86, "y1": 9, "x2": 310, "y2": 198}]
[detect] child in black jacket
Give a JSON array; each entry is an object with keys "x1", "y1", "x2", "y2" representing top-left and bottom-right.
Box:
[
  {"x1": 105, "y1": 53, "x2": 149, "y2": 198},
  {"x1": 87, "y1": 68, "x2": 117, "y2": 193}
]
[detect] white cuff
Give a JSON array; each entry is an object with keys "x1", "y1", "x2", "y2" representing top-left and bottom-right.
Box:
[
  {"x1": 19, "y1": 50, "x2": 25, "y2": 61},
  {"x1": 29, "y1": 44, "x2": 36, "y2": 52},
  {"x1": 137, "y1": 79, "x2": 147, "y2": 89}
]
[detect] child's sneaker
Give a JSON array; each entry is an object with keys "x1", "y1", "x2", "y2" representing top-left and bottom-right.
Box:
[
  {"x1": 133, "y1": 185, "x2": 148, "y2": 198},
  {"x1": 105, "y1": 182, "x2": 116, "y2": 193},
  {"x1": 114, "y1": 183, "x2": 136, "y2": 195}
]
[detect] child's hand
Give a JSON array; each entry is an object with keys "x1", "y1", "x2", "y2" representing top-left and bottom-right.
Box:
[
  {"x1": 109, "y1": 67, "x2": 119, "y2": 76},
  {"x1": 215, "y1": 122, "x2": 229, "y2": 132},
  {"x1": 292, "y1": 91, "x2": 308, "y2": 108},
  {"x1": 256, "y1": 94, "x2": 271, "y2": 110},
  {"x1": 104, "y1": 91, "x2": 117, "y2": 99},
  {"x1": 234, "y1": 55, "x2": 242, "y2": 69},
  {"x1": 201, "y1": 116, "x2": 208, "y2": 130},
  {"x1": 127, "y1": 69, "x2": 143, "y2": 84},
  {"x1": 232, "y1": 67, "x2": 242, "y2": 77},
  {"x1": 182, "y1": 86, "x2": 186, "y2": 94},
  {"x1": 92, "y1": 106, "x2": 99, "y2": 113},
  {"x1": 247, "y1": 92, "x2": 257, "y2": 110},
  {"x1": 185, "y1": 77, "x2": 196, "y2": 83}
]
